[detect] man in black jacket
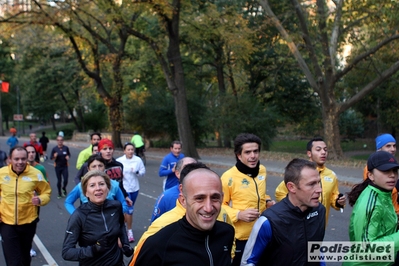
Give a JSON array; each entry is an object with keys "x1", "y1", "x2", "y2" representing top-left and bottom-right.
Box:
[
  {"x1": 132, "y1": 168, "x2": 235, "y2": 266},
  {"x1": 241, "y1": 158, "x2": 326, "y2": 266}
]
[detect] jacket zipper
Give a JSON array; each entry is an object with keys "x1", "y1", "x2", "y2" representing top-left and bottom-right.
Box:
[
  {"x1": 252, "y1": 178, "x2": 260, "y2": 211},
  {"x1": 205, "y1": 235, "x2": 214, "y2": 266},
  {"x1": 101, "y1": 206, "x2": 109, "y2": 232},
  {"x1": 14, "y1": 175, "x2": 18, "y2": 224}
]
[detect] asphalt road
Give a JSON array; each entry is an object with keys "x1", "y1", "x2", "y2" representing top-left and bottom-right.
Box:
[{"x1": 0, "y1": 138, "x2": 352, "y2": 266}]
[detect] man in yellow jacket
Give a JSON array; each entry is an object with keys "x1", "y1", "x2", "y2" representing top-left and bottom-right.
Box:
[
  {"x1": 0, "y1": 146, "x2": 51, "y2": 265},
  {"x1": 76, "y1": 132, "x2": 101, "y2": 169},
  {"x1": 221, "y1": 133, "x2": 274, "y2": 266},
  {"x1": 275, "y1": 137, "x2": 345, "y2": 225}
]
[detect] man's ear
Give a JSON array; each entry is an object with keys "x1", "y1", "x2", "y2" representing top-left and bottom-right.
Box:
[
  {"x1": 306, "y1": 151, "x2": 312, "y2": 159},
  {"x1": 286, "y1": 182, "x2": 296, "y2": 194},
  {"x1": 180, "y1": 193, "x2": 187, "y2": 208}
]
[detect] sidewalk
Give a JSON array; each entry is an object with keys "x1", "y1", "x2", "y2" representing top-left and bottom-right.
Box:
[{"x1": 61, "y1": 139, "x2": 364, "y2": 186}]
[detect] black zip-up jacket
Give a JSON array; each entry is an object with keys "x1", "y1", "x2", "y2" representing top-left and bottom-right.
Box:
[
  {"x1": 134, "y1": 215, "x2": 235, "y2": 266},
  {"x1": 62, "y1": 199, "x2": 129, "y2": 266},
  {"x1": 246, "y1": 197, "x2": 326, "y2": 265}
]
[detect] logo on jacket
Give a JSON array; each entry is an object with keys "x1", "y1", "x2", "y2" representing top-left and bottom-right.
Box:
[
  {"x1": 307, "y1": 211, "x2": 319, "y2": 219},
  {"x1": 3, "y1": 176, "x2": 10, "y2": 183},
  {"x1": 241, "y1": 178, "x2": 250, "y2": 188},
  {"x1": 22, "y1": 176, "x2": 32, "y2": 182},
  {"x1": 324, "y1": 176, "x2": 332, "y2": 182},
  {"x1": 228, "y1": 178, "x2": 233, "y2": 186},
  {"x1": 257, "y1": 175, "x2": 265, "y2": 181}
]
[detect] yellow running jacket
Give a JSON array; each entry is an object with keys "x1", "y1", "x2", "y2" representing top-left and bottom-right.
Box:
[
  {"x1": 0, "y1": 164, "x2": 51, "y2": 225},
  {"x1": 221, "y1": 165, "x2": 270, "y2": 241},
  {"x1": 275, "y1": 165, "x2": 341, "y2": 225}
]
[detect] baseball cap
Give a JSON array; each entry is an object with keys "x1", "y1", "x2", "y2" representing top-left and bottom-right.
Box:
[{"x1": 367, "y1": 151, "x2": 399, "y2": 172}]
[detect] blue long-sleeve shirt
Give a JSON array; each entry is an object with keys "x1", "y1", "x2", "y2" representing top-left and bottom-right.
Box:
[
  {"x1": 150, "y1": 185, "x2": 180, "y2": 223},
  {"x1": 158, "y1": 152, "x2": 184, "y2": 190},
  {"x1": 64, "y1": 179, "x2": 128, "y2": 214}
]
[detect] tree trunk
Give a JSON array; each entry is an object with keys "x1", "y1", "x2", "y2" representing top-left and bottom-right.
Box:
[
  {"x1": 322, "y1": 105, "x2": 343, "y2": 160},
  {"x1": 165, "y1": 0, "x2": 199, "y2": 159},
  {"x1": 104, "y1": 96, "x2": 122, "y2": 149}
]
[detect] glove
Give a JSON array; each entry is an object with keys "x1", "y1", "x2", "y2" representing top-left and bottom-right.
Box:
[
  {"x1": 122, "y1": 244, "x2": 133, "y2": 257},
  {"x1": 92, "y1": 238, "x2": 109, "y2": 254}
]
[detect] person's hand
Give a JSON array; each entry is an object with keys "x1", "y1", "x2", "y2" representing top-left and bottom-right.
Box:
[
  {"x1": 53, "y1": 152, "x2": 58, "y2": 158},
  {"x1": 32, "y1": 195, "x2": 41, "y2": 206},
  {"x1": 266, "y1": 200, "x2": 276, "y2": 208},
  {"x1": 122, "y1": 244, "x2": 133, "y2": 257},
  {"x1": 92, "y1": 238, "x2": 109, "y2": 254},
  {"x1": 337, "y1": 194, "x2": 346, "y2": 207},
  {"x1": 172, "y1": 164, "x2": 176, "y2": 173},
  {"x1": 126, "y1": 197, "x2": 133, "y2": 206},
  {"x1": 65, "y1": 155, "x2": 70, "y2": 161},
  {"x1": 238, "y1": 208, "x2": 260, "y2": 222}
]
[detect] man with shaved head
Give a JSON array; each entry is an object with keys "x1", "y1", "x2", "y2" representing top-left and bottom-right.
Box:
[
  {"x1": 132, "y1": 168, "x2": 234, "y2": 266},
  {"x1": 150, "y1": 157, "x2": 197, "y2": 223}
]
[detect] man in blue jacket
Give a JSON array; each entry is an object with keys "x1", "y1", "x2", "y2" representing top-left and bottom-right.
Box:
[{"x1": 158, "y1": 141, "x2": 184, "y2": 191}]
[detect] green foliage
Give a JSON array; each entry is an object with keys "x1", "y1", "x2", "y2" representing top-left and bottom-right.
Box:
[
  {"x1": 82, "y1": 101, "x2": 108, "y2": 132},
  {"x1": 124, "y1": 87, "x2": 209, "y2": 146},
  {"x1": 208, "y1": 92, "x2": 278, "y2": 150},
  {"x1": 270, "y1": 140, "x2": 307, "y2": 153},
  {"x1": 339, "y1": 109, "x2": 365, "y2": 141}
]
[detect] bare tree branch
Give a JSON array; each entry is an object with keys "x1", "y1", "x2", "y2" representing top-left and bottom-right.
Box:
[
  {"x1": 259, "y1": 0, "x2": 319, "y2": 92},
  {"x1": 336, "y1": 34, "x2": 399, "y2": 81}
]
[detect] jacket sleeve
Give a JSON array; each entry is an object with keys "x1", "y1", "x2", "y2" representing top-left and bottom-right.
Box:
[
  {"x1": 150, "y1": 193, "x2": 165, "y2": 223},
  {"x1": 119, "y1": 181, "x2": 128, "y2": 198},
  {"x1": 76, "y1": 147, "x2": 90, "y2": 170},
  {"x1": 115, "y1": 187, "x2": 128, "y2": 214},
  {"x1": 62, "y1": 210, "x2": 95, "y2": 261},
  {"x1": 50, "y1": 147, "x2": 56, "y2": 160},
  {"x1": 117, "y1": 203, "x2": 130, "y2": 246},
  {"x1": 130, "y1": 236, "x2": 162, "y2": 266},
  {"x1": 36, "y1": 179, "x2": 51, "y2": 206},
  {"x1": 274, "y1": 181, "x2": 288, "y2": 202},
  {"x1": 74, "y1": 166, "x2": 85, "y2": 185},
  {"x1": 329, "y1": 173, "x2": 341, "y2": 211},
  {"x1": 241, "y1": 216, "x2": 272, "y2": 266},
  {"x1": 137, "y1": 160, "x2": 146, "y2": 177},
  {"x1": 357, "y1": 206, "x2": 399, "y2": 253},
  {"x1": 64, "y1": 185, "x2": 81, "y2": 215},
  {"x1": 158, "y1": 156, "x2": 173, "y2": 177},
  {"x1": 221, "y1": 174, "x2": 241, "y2": 222}
]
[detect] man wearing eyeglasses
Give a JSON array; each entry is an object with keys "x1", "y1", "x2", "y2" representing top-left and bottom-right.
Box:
[{"x1": 50, "y1": 136, "x2": 71, "y2": 199}]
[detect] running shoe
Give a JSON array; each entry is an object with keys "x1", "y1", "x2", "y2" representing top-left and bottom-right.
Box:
[
  {"x1": 57, "y1": 194, "x2": 62, "y2": 199},
  {"x1": 128, "y1": 230, "x2": 135, "y2": 243},
  {"x1": 30, "y1": 249, "x2": 37, "y2": 257},
  {"x1": 62, "y1": 189, "x2": 67, "y2": 197}
]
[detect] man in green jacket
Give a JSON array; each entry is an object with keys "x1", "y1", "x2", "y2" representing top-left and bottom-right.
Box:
[{"x1": 76, "y1": 132, "x2": 101, "y2": 170}]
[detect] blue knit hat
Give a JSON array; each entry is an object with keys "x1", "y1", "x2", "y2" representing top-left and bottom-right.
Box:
[{"x1": 375, "y1": 134, "x2": 396, "y2": 150}]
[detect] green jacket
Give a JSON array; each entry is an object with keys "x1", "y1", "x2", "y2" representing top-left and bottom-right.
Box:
[
  {"x1": 344, "y1": 185, "x2": 399, "y2": 266},
  {"x1": 76, "y1": 145, "x2": 92, "y2": 170}
]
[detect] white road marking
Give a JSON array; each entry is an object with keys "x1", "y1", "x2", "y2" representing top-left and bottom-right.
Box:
[
  {"x1": 34, "y1": 234, "x2": 58, "y2": 266},
  {"x1": 139, "y1": 192, "x2": 157, "y2": 200}
]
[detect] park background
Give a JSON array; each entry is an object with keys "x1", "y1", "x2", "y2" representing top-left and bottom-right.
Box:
[{"x1": 0, "y1": 0, "x2": 398, "y2": 162}]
